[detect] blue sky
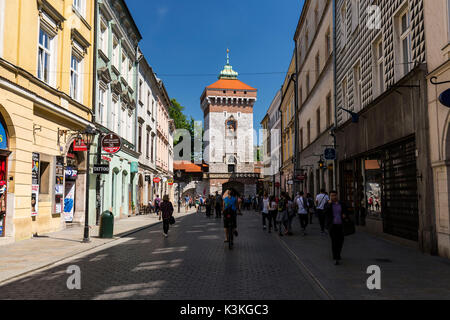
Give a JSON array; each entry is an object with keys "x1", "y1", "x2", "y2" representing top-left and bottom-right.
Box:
[{"x1": 126, "y1": 0, "x2": 305, "y2": 135}]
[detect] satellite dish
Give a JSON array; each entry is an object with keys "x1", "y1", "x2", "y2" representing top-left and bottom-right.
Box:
[{"x1": 439, "y1": 89, "x2": 450, "y2": 108}]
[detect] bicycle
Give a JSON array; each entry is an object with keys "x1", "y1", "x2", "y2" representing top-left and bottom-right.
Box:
[{"x1": 224, "y1": 210, "x2": 234, "y2": 250}]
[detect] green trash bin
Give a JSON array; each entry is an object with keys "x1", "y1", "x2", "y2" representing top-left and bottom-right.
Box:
[{"x1": 99, "y1": 211, "x2": 114, "y2": 238}]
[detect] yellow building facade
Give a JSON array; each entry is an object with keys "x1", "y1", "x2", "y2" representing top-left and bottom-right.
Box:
[
  {"x1": 0, "y1": 0, "x2": 95, "y2": 241},
  {"x1": 280, "y1": 54, "x2": 296, "y2": 195}
]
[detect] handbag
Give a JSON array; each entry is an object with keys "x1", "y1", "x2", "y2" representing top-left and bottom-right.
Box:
[
  {"x1": 342, "y1": 216, "x2": 355, "y2": 236},
  {"x1": 169, "y1": 216, "x2": 175, "y2": 225}
]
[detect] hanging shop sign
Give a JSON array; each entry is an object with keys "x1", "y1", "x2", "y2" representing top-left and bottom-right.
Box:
[
  {"x1": 73, "y1": 139, "x2": 88, "y2": 152},
  {"x1": 288, "y1": 180, "x2": 294, "y2": 185},
  {"x1": 324, "y1": 148, "x2": 337, "y2": 161},
  {"x1": 65, "y1": 167, "x2": 78, "y2": 178},
  {"x1": 145, "y1": 175, "x2": 151, "y2": 182},
  {"x1": 101, "y1": 155, "x2": 112, "y2": 162},
  {"x1": 439, "y1": 89, "x2": 450, "y2": 108},
  {"x1": 93, "y1": 164, "x2": 110, "y2": 174},
  {"x1": 296, "y1": 175, "x2": 306, "y2": 181},
  {"x1": 168, "y1": 178, "x2": 174, "y2": 186},
  {"x1": 153, "y1": 177, "x2": 161, "y2": 183},
  {"x1": 31, "y1": 152, "x2": 40, "y2": 217},
  {"x1": 102, "y1": 133, "x2": 122, "y2": 154}
]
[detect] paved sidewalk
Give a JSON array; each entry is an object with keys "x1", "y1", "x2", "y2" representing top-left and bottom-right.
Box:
[
  {"x1": 252, "y1": 211, "x2": 450, "y2": 300},
  {"x1": 0, "y1": 209, "x2": 194, "y2": 284}
]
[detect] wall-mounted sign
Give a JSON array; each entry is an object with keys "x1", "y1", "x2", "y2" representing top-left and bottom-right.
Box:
[
  {"x1": 65, "y1": 168, "x2": 78, "y2": 178},
  {"x1": 54, "y1": 156, "x2": 64, "y2": 214},
  {"x1": 93, "y1": 164, "x2": 110, "y2": 174},
  {"x1": 168, "y1": 178, "x2": 174, "y2": 186},
  {"x1": 101, "y1": 155, "x2": 112, "y2": 162},
  {"x1": 0, "y1": 121, "x2": 8, "y2": 150},
  {"x1": 288, "y1": 180, "x2": 294, "y2": 185},
  {"x1": 31, "y1": 153, "x2": 40, "y2": 217},
  {"x1": 130, "y1": 162, "x2": 138, "y2": 173},
  {"x1": 145, "y1": 175, "x2": 151, "y2": 182},
  {"x1": 102, "y1": 133, "x2": 121, "y2": 154},
  {"x1": 153, "y1": 177, "x2": 161, "y2": 183},
  {"x1": 73, "y1": 139, "x2": 87, "y2": 152}
]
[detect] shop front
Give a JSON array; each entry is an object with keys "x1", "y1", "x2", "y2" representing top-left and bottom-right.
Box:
[{"x1": 0, "y1": 116, "x2": 10, "y2": 237}]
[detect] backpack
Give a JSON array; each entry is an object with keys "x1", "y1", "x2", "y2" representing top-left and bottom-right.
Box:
[{"x1": 278, "y1": 199, "x2": 286, "y2": 212}]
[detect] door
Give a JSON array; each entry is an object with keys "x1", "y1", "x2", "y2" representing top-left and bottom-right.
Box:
[{"x1": 0, "y1": 156, "x2": 7, "y2": 237}]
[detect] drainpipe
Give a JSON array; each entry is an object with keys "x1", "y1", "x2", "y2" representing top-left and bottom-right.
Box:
[
  {"x1": 92, "y1": 0, "x2": 100, "y2": 225},
  {"x1": 332, "y1": 0, "x2": 338, "y2": 191},
  {"x1": 293, "y1": 41, "x2": 299, "y2": 196}
]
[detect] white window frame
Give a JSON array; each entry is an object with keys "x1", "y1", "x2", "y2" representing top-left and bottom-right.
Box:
[
  {"x1": 120, "y1": 105, "x2": 126, "y2": 138},
  {"x1": 351, "y1": 0, "x2": 360, "y2": 33},
  {"x1": 98, "y1": 83, "x2": 107, "y2": 126},
  {"x1": 112, "y1": 35, "x2": 119, "y2": 69},
  {"x1": 342, "y1": 77, "x2": 348, "y2": 111},
  {"x1": 99, "y1": 18, "x2": 108, "y2": 55},
  {"x1": 121, "y1": 53, "x2": 127, "y2": 80},
  {"x1": 70, "y1": 53, "x2": 83, "y2": 102},
  {"x1": 111, "y1": 97, "x2": 118, "y2": 133},
  {"x1": 373, "y1": 37, "x2": 385, "y2": 97},
  {"x1": 353, "y1": 61, "x2": 362, "y2": 110},
  {"x1": 128, "y1": 59, "x2": 133, "y2": 86},
  {"x1": 127, "y1": 111, "x2": 132, "y2": 142},
  {"x1": 399, "y1": 9, "x2": 412, "y2": 77},
  {"x1": 73, "y1": 0, "x2": 86, "y2": 18},
  {"x1": 37, "y1": 15, "x2": 57, "y2": 87}
]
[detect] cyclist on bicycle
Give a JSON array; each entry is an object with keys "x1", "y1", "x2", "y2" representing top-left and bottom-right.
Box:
[{"x1": 223, "y1": 189, "x2": 238, "y2": 243}]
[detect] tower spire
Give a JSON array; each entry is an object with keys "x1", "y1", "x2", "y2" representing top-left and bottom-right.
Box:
[{"x1": 219, "y1": 48, "x2": 238, "y2": 80}]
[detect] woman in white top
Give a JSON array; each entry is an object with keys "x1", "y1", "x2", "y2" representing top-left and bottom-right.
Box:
[{"x1": 261, "y1": 192, "x2": 270, "y2": 230}]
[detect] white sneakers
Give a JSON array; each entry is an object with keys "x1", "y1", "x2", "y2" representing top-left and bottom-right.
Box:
[{"x1": 163, "y1": 233, "x2": 168, "y2": 238}]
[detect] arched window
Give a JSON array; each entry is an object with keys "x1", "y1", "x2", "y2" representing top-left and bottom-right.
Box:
[{"x1": 225, "y1": 116, "x2": 237, "y2": 136}]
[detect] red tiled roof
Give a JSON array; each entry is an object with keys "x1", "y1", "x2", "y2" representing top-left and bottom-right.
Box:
[
  {"x1": 174, "y1": 161, "x2": 203, "y2": 173},
  {"x1": 207, "y1": 79, "x2": 256, "y2": 91}
]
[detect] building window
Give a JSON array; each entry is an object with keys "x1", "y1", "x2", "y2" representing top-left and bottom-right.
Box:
[
  {"x1": 128, "y1": 60, "x2": 133, "y2": 86},
  {"x1": 300, "y1": 128, "x2": 303, "y2": 151},
  {"x1": 146, "y1": 129, "x2": 150, "y2": 159},
  {"x1": 37, "y1": 27, "x2": 54, "y2": 85},
  {"x1": 99, "y1": 19, "x2": 108, "y2": 54},
  {"x1": 351, "y1": 0, "x2": 360, "y2": 32},
  {"x1": 127, "y1": 112, "x2": 132, "y2": 142},
  {"x1": 353, "y1": 62, "x2": 362, "y2": 109},
  {"x1": 315, "y1": 53, "x2": 320, "y2": 81},
  {"x1": 307, "y1": 120, "x2": 311, "y2": 145},
  {"x1": 373, "y1": 38, "x2": 384, "y2": 96},
  {"x1": 70, "y1": 54, "x2": 82, "y2": 102},
  {"x1": 341, "y1": 3, "x2": 347, "y2": 47},
  {"x1": 325, "y1": 28, "x2": 331, "y2": 56},
  {"x1": 73, "y1": 0, "x2": 85, "y2": 17},
  {"x1": 306, "y1": 73, "x2": 310, "y2": 96},
  {"x1": 316, "y1": 107, "x2": 321, "y2": 136},
  {"x1": 112, "y1": 35, "x2": 119, "y2": 68},
  {"x1": 326, "y1": 93, "x2": 332, "y2": 128},
  {"x1": 147, "y1": 92, "x2": 151, "y2": 114},
  {"x1": 98, "y1": 86, "x2": 106, "y2": 126},
  {"x1": 111, "y1": 98, "x2": 118, "y2": 133},
  {"x1": 228, "y1": 164, "x2": 235, "y2": 173},
  {"x1": 342, "y1": 78, "x2": 348, "y2": 110},
  {"x1": 151, "y1": 136, "x2": 155, "y2": 162},
  {"x1": 121, "y1": 53, "x2": 127, "y2": 79},
  {"x1": 138, "y1": 124, "x2": 142, "y2": 153},
  {"x1": 398, "y1": 9, "x2": 412, "y2": 77}
]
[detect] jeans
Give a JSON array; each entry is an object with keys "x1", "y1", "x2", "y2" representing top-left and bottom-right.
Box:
[
  {"x1": 298, "y1": 214, "x2": 309, "y2": 230},
  {"x1": 163, "y1": 218, "x2": 170, "y2": 234},
  {"x1": 262, "y1": 212, "x2": 269, "y2": 227},
  {"x1": 268, "y1": 210, "x2": 277, "y2": 231},
  {"x1": 330, "y1": 224, "x2": 344, "y2": 260},
  {"x1": 316, "y1": 209, "x2": 326, "y2": 232}
]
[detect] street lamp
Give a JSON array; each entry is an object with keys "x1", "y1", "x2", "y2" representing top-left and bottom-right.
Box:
[
  {"x1": 176, "y1": 170, "x2": 182, "y2": 213},
  {"x1": 81, "y1": 125, "x2": 97, "y2": 243}
]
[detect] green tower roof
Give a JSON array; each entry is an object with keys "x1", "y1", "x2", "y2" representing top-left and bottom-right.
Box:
[{"x1": 218, "y1": 49, "x2": 239, "y2": 80}]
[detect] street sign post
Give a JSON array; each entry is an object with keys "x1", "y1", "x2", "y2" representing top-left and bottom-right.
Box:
[{"x1": 102, "y1": 133, "x2": 122, "y2": 154}]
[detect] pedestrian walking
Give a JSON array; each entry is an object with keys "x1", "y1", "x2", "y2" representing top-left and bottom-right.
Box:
[
  {"x1": 237, "y1": 196, "x2": 243, "y2": 215},
  {"x1": 268, "y1": 196, "x2": 278, "y2": 233},
  {"x1": 154, "y1": 195, "x2": 161, "y2": 217},
  {"x1": 286, "y1": 194, "x2": 295, "y2": 235},
  {"x1": 306, "y1": 193, "x2": 315, "y2": 224},
  {"x1": 296, "y1": 192, "x2": 309, "y2": 236},
  {"x1": 159, "y1": 195, "x2": 174, "y2": 238},
  {"x1": 315, "y1": 189, "x2": 330, "y2": 234},
  {"x1": 261, "y1": 192, "x2": 270, "y2": 230},
  {"x1": 223, "y1": 190, "x2": 238, "y2": 242},
  {"x1": 276, "y1": 193, "x2": 289, "y2": 237},
  {"x1": 184, "y1": 195, "x2": 190, "y2": 212},
  {"x1": 215, "y1": 191, "x2": 222, "y2": 218},
  {"x1": 205, "y1": 195, "x2": 212, "y2": 218},
  {"x1": 324, "y1": 191, "x2": 349, "y2": 265}
]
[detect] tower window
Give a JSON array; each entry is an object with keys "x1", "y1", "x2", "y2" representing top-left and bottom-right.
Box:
[{"x1": 223, "y1": 90, "x2": 226, "y2": 94}]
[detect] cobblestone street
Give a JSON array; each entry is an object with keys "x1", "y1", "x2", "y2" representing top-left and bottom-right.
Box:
[{"x1": 1, "y1": 210, "x2": 449, "y2": 300}]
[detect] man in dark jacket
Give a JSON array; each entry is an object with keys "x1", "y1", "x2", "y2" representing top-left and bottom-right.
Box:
[{"x1": 324, "y1": 191, "x2": 349, "y2": 265}]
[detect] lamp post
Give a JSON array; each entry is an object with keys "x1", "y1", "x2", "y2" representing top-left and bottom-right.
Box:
[
  {"x1": 176, "y1": 170, "x2": 182, "y2": 213},
  {"x1": 82, "y1": 125, "x2": 97, "y2": 243}
]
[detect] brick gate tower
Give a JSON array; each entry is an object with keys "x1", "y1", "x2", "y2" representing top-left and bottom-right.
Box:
[{"x1": 200, "y1": 50, "x2": 259, "y2": 196}]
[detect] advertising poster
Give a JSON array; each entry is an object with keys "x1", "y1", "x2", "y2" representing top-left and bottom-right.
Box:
[
  {"x1": 64, "y1": 182, "x2": 75, "y2": 222},
  {"x1": 54, "y1": 156, "x2": 64, "y2": 214},
  {"x1": 31, "y1": 153, "x2": 40, "y2": 216}
]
